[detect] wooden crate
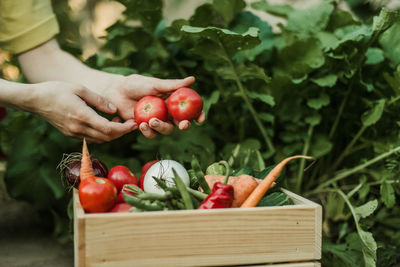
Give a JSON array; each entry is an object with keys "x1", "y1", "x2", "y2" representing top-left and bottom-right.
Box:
[{"x1": 73, "y1": 189, "x2": 322, "y2": 267}]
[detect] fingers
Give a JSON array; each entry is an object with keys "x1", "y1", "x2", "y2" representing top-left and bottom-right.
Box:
[
  {"x1": 149, "y1": 118, "x2": 174, "y2": 135},
  {"x1": 153, "y1": 76, "x2": 195, "y2": 93},
  {"x1": 139, "y1": 122, "x2": 158, "y2": 139},
  {"x1": 197, "y1": 111, "x2": 206, "y2": 123},
  {"x1": 76, "y1": 87, "x2": 117, "y2": 114}
]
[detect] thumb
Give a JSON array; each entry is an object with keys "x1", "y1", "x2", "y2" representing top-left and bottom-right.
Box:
[
  {"x1": 76, "y1": 87, "x2": 117, "y2": 114},
  {"x1": 154, "y1": 76, "x2": 195, "y2": 92}
]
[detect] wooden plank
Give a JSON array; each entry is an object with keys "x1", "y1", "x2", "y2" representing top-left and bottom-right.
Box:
[
  {"x1": 240, "y1": 262, "x2": 320, "y2": 267},
  {"x1": 74, "y1": 191, "x2": 85, "y2": 267},
  {"x1": 74, "y1": 189, "x2": 321, "y2": 267}
]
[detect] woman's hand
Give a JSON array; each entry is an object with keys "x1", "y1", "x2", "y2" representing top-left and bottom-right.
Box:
[
  {"x1": 104, "y1": 74, "x2": 205, "y2": 139},
  {"x1": 30, "y1": 81, "x2": 137, "y2": 143}
]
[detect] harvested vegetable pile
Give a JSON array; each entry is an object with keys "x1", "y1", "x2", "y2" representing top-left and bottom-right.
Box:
[{"x1": 65, "y1": 139, "x2": 310, "y2": 213}]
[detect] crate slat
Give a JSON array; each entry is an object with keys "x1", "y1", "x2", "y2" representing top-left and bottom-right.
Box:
[{"x1": 74, "y1": 189, "x2": 321, "y2": 267}]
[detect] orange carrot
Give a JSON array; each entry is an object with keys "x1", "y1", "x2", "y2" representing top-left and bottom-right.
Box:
[
  {"x1": 80, "y1": 138, "x2": 95, "y2": 180},
  {"x1": 240, "y1": 155, "x2": 313, "y2": 208},
  {"x1": 205, "y1": 174, "x2": 275, "y2": 208}
]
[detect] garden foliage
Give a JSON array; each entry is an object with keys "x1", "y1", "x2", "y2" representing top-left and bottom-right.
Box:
[{"x1": 1, "y1": 0, "x2": 400, "y2": 266}]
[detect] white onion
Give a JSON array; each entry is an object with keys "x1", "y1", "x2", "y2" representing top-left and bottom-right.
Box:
[{"x1": 143, "y1": 160, "x2": 189, "y2": 194}]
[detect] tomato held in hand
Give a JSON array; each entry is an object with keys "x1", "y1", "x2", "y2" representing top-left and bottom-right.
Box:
[
  {"x1": 139, "y1": 160, "x2": 158, "y2": 190},
  {"x1": 116, "y1": 184, "x2": 138, "y2": 203},
  {"x1": 79, "y1": 177, "x2": 117, "y2": 213},
  {"x1": 134, "y1": 96, "x2": 168, "y2": 125},
  {"x1": 108, "y1": 166, "x2": 138, "y2": 192},
  {"x1": 110, "y1": 203, "x2": 132, "y2": 213},
  {"x1": 168, "y1": 88, "x2": 203, "y2": 121}
]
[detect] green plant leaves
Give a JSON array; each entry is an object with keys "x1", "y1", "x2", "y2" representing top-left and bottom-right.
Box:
[
  {"x1": 361, "y1": 99, "x2": 385, "y2": 126},
  {"x1": 181, "y1": 25, "x2": 260, "y2": 60},
  {"x1": 380, "y1": 181, "x2": 396, "y2": 208}
]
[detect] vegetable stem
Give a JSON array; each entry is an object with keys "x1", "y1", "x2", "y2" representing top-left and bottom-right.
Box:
[
  {"x1": 295, "y1": 125, "x2": 314, "y2": 193},
  {"x1": 329, "y1": 125, "x2": 367, "y2": 174},
  {"x1": 316, "y1": 145, "x2": 400, "y2": 190}
]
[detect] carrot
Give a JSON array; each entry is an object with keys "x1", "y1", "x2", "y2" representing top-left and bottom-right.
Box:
[
  {"x1": 240, "y1": 155, "x2": 313, "y2": 208},
  {"x1": 205, "y1": 174, "x2": 275, "y2": 208},
  {"x1": 80, "y1": 138, "x2": 95, "y2": 180}
]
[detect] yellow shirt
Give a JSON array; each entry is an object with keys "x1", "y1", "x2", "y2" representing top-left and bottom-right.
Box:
[{"x1": 0, "y1": 0, "x2": 59, "y2": 54}]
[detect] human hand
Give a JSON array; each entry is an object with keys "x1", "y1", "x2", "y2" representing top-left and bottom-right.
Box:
[
  {"x1": 103, "y1": 75, "x2": 205, "y2": 139},
  {"x1": 30, "y1": 81, "x2": 137, "y2": 143}
]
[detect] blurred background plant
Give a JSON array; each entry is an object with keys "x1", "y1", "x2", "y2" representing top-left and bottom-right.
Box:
[{"x1": 1, "y1": 0, "x2": 400, "y2": 266}]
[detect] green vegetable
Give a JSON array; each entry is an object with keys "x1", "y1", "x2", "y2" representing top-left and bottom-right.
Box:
[
  {"x1": 191, "y1": 156, "x2": 211, "y2": 194},
  {"x1": 173, "y1": 168, "x2": 194, "y2": 209},
  {"x1": 257, "y1": 192, "x2": 293, "y2": 207}
]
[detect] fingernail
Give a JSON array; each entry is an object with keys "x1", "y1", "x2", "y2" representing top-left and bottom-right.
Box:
[
  {"x1": 108, "y1": 103, "x2": 116, "y2": 111},
  {"x1": 141, "y1": 123, "x2": 148, "y2": 131},
  {"x1": 151, "y1": 119, "x2": 160, "y2": 127}
]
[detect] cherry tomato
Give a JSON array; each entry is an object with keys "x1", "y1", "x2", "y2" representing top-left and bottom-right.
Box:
[
  {"x1": 167, "y1": 88, "x2": 203, "y2": 121},
  {"x1": 110, "y1": 203, "x2": 132, "y2": 213},
  {"x1": 116, "y1": 184, "x2": 138, "y2": 203},
  {"x1": 78, "y1": 177, "x2": 117, "y2": 213},
  {"x1": 0, "y1": 107, "x2": 7, "y2": 121},
  {"x1": 134, "y1": 96, "x2": 168, "y2": 125},
  {"x1": 108, "y1": 165, "x2": 138, "y2": 192},
  {"x1": 139, "y1": 160, "x2": 158, "y2": 190}
]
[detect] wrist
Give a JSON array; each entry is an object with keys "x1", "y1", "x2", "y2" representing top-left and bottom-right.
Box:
[{"x1": 0, "y1": 79, "x2": 37, "y2": 112}]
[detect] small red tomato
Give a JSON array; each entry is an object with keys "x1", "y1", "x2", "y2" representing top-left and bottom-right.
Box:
[
  {"x1": 167, "y1": 88, "x2": 203, "y2": 121},
  {"x1": 116, "y1": 184, "x2": 138, "y2": 203},
  {"x1": 134, "y1": 96, "x2": 168, "y2": 125},
  {"x1": 110, "y1": 203, "x2": 132, "y2": 213},
  {"x1": 0, "y1": 107, "x2": 7, "y2": 121},
  {"x1": 108, "y1": 166, "x2": 138, "y2": 192},
  {"x1": 139, "y1": 160, "x2": 158, "y2": 190},
  {"x1": 78, "y1": 177, "x2": 117, "y2": 213}
]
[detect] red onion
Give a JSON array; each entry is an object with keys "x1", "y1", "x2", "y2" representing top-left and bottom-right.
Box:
[{"x1": 58, "y1": 153, "x2": 108, "y2": 189}]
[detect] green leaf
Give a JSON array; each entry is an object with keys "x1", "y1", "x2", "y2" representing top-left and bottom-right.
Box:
[
  {"x1": 311, "y1": 74, "x2": 338, "y2": 87},
  {"x1": 307, "y1": 93, "x2": 330, "y2": 110},
  {"x1": 277, "y1": 38, "x2": 325, "y2": 78},
  {"x1": 212, "y1": 0, "x2": 246, "y2": 24},
  {"x1": 354, "y1": 199, "x2": 378, "y2": 222},
  {"x1": 257, "y1": 192, "x2": 293, "y2": 207},
  {"x1": 361, "y1": 99, "x2": 386, "y2": 126},
  {"x1": 259, "y1": 112, "x2": 274, "y2": 123},
  {"x1": 334, "y1": 24, "x2": 372, "y2": 45},
  {"x1": 372, "y1": 8, "x2": 400, "y2": 33},
  {"x1": 203, "y1": 90, "x2": 220, "y2": 116},
  {"x1": 305, "y1": 113, "x2": 321, "y2": 126},
  {"x1": 365, "y1": 48, "x2": 385, "y2": 65},
  {"x1": 247, "y1": 91, "x2": 275, "y2": 106},
  {"x1": 381, "y1": 181, "x2": 396, "y2": 208},
  {"x1": 379, "y1": 22, "x2": 400, "y2": 66},
  {"x1": 359, "y1": 229, "x2": 377, "y2": 266},
  {"x1": 251, "y1": 0, "x2": 294, "y2": 18},
  {"x1": 310, "y1": 134, "x2": 333, "y2": 158},
  {"x1": 120, "y1": 0, "x2": 163, "y2": 32},
  {"x1": 189, "y1": 4, "x2": 217, "y2": 27},
  {"x1": 231, "y1": 11, "x2": 274, "y2": 62},
  {"x1": 286, "y1": 1, "x2": 334, "y2": 34},
  {"x1": 181, "y1": 25, "x2": 260, "y2": 60}
]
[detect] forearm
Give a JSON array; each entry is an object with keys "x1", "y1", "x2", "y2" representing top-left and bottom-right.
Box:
[
  {"x1": 17, "y1": 39, "x2": 123, "y2": 94},
  {"x1": 0, "y1": 78, "x2": 36, "y2": 111}
]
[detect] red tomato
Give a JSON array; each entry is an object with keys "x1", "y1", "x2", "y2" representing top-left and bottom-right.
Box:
[
  {"x1": 167, "y1": 88, "x2": 203, "y2": 121},
  {"x1": 116, "y1": 184, "x2": 138, "y2": 203},
  {"x1": 0, "y1": 107, "x2": 7, "y2": 121},
  {"x1": 134, "y1": 96, "x2": 168, "y2": 125},
  {"x1": 78, "y1": 177, "x2": 117, "y2": 213},
  {"x1": 139, "y1": 160, "x2": 158, "y2": 190},
  {"x1": 110, "y1": 203, "x2": 132, "y2": 213},
  {"x1": 108, "y1": 166, "x2": 138, "y2": 192}
]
